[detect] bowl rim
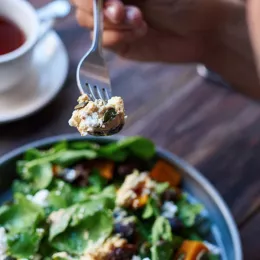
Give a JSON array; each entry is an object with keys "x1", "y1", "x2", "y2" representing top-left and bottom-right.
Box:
[{"x1": 0, "y1": 133, "x2": 243, "y2": 260}]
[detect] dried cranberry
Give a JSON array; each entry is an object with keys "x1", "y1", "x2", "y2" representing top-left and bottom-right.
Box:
[
  {"x1": 162, "y1": 189, "x2": 180, "y2": 203},
  {"x1": 167, "y1": 217, "x2": 184, "y2": 233},
  {"x1": 116, "y1": 159, "x2": 147, "y2": 178},
  {"x1": 106, "y1": 244, "x2": 136, "y2": 260},
  {"x1": 114, "y1": 222, "x2": 136, "y2": 243}
]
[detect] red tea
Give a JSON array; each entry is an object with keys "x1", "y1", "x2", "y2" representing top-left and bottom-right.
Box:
[{"x1": 0, "y1": 16, "x2": 25, "y2": 55}]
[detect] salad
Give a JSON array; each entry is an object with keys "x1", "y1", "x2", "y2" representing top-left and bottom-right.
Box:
[{"x1": 0, "y1": 137, "x2": 220, "y2": 260}]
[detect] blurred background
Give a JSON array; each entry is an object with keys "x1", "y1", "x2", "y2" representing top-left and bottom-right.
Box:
[{"x1": 0, "y1": 0, "x2": 259, "y2": 258}]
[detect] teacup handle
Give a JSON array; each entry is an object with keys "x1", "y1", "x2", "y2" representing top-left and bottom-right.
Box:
[{"x1": 36, "y1": 0, "x2": 71, "y2": 42}]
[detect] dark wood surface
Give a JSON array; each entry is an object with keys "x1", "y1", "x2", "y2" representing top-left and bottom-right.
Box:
[{"x1": 0, "y1": 0, "x2": 259, "y2": 259}]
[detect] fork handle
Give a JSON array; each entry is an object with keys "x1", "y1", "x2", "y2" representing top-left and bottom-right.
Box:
[{"x1": 92, "y1": 0, "x2": 103, "y2": 53}]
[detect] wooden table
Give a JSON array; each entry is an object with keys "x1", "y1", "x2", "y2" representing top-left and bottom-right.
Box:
[{"x1": 0, "y1": 1, "x2": 259, "y2": 259}]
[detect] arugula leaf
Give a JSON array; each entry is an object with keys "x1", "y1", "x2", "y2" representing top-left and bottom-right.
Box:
[
  {"x1": 7, "y1": 228, "x2": 44, "y2": 259},
  {"x1": 0, "y1": 193, "x2": 44, "y2": 233},
  {"x1": 151, "y1": 217, "x2": 174, "y2": 260},
  {"x1": 52, "y1": 210, "x2": 113, "y2": 254},
  {"x1": 177, "y1": 197, "x2": 203, "y2": 227},
  {"x1": 142, "y1": 197, "x2": 160, "y2": 219}
]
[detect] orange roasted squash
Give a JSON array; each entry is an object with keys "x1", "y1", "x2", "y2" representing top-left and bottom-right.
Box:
[
  {"x1": 150, "y1": 160, "x2": 181, "y2": 187},
  {"x1": 174, "y1": 240, "x2": 209, "y2": 260},
  {"x1": 95, "y1": 161, "x2": 114, "y2": 180}
]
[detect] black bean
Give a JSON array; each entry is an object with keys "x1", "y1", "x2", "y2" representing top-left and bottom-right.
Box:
[
  {"x1": 114, "y1": 222, "x2": 136, "y2": 243},
  {"x1": 116, "y1": 159, "x2": 147, "y2": 178},
  {"x1": 167, "y1": 217, "x2": 184, "y2": 233},
  {"x1": 106, "y1": 244, "x2": 136, "y2": 260}
]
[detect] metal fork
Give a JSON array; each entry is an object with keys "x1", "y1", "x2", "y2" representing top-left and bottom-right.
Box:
[{"x1": 76, "y1": 0, "x2": 112, "y2": 101}]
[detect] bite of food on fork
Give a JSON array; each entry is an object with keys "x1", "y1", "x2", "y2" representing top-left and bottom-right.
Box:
[{"x1": 69, "y1": 93, "x2": 126, "y2": 136}]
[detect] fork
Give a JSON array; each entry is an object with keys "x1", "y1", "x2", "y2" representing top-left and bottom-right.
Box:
[{"x1": 76, "y1": 0, "x2": 112, "y2": 102}]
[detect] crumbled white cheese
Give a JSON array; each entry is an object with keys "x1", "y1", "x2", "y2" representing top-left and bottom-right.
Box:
[
  {"x1": 161, "y1": 201, "x2": 178, "y2": 218},
  {"x1": 0, "y1": 227, "x2": 7, "y2": 260},
  {"x1": 27, "y1": 189, "x2": 49, "y2": 207},
  {"x1": 116, "y1": 171, "x2": 155, "y2": 209},
  {"x1": 63, "y1": 169, "x2": 78, "y2": 182},
  {"x1": 203, "y1": 241, "x2": 221, "y2": 255},
  {"x1": 132, "y1": 257, "x2": 150, "y2": 260},
  {"x1": 132, "y1": 256, "x2": 141, "y2": 260}
]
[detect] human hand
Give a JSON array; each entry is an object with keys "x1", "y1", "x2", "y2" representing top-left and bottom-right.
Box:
[{"x1": 71, "y1": 0, "x2": 224, "y2": 63}]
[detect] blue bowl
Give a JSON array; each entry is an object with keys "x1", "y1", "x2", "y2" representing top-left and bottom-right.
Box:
[{"x1": 0, "y1": 134, "x2": 242, "y2": 260}]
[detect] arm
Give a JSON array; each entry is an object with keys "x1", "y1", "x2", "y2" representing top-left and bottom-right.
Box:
[{"x1": 203, "y1": 0, "x2": 260, "y2": 99}]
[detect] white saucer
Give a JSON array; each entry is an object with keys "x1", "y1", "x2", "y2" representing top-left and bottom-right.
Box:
[{"x1": 0, "y1": 31, "x2": 69, "y2": 123}]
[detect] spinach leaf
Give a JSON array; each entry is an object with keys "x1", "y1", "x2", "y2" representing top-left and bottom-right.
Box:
[
  {"x1": 52, "y1": 210, "x2": 113, "y2": 254},
  {"x1": 98, "y1": 144, "x2": 128, "y2": 161},
  {"x1": 177, "y1": 197, "x2": 203, "y2": 227},
  {"x1": 24, "y1": 148, "x2": 44, "y2": 161},
  {"x1": 12, "y1": 180, "x2": 34, "y2": 195},
  {"x1": 23, "y1": 163, "x2": 53, "y2": 190},
  {"x1": 0, "y1": 193, "x2": 44, "y2": 233},
  {"x1": 69, "y1": 141, "x2": 100, "y2": 150},
  {"x1": 49, "y1": 206, "x2": 77, "y2": 241},
  {"x1": 98, "y1": 136, "x2": 155, "y2": 161},
  {"x1": 103, "y1": 108, "x2": 117, "y2": 123},
  {"x1": 151, "y1": 217, "x2": 174, "y2": 260},
  {"x1": 7, "y1": 228, "x2": 44, "y2": 259},
  {"x1": 142, "y1": 197, "x2": 160, "y2": 219},
  {"x1": 46, "y1": 191, "x2": 68, "y2": 213},
  {"x1": 88, "y1": 169, "x2": 107, "y2": 192},
  {"x1": 118, "y1": 136, "x2": 155, "y2": 159},
  {"x1": 155, "y1": 182, "x2": 169, "y2": 194},
  {"x1": 53, "y1": 150, "x2": 97, "y2": 167}
]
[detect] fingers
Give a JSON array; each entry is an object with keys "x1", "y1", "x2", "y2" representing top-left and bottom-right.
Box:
[
  {"x1": 90, "y1": 22, "x2": 147, "y2": 47},
  {"x1": 72, "y1": 0, "x2": 144, "y2": 28}
]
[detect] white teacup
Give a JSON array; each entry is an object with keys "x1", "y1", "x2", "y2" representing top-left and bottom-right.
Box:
[{"x1": 0, "y1": 0, "x2": 71, "y2": 93}]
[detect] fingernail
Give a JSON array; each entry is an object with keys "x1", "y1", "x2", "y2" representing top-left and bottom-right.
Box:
[
  {"x1": 105, "y1": 5, "x2": 120, "y2": 24},
  {"x1": 126, "y1": 7, "x2": 141, "y2": 25}
]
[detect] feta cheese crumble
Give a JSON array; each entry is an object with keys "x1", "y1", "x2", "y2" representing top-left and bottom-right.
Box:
[
  {"x1": 27, "y1": 189, "x2": 49, "y2": 207},
  {"x1": 0, "y1": 227, "x2": 7, "y2": 260},
  {"x1": 161, "y1": 201, "x2": 178, "y2": 218},
  {"x1": 69, "y1": 94, "x2": 126, "y2": 136}
]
